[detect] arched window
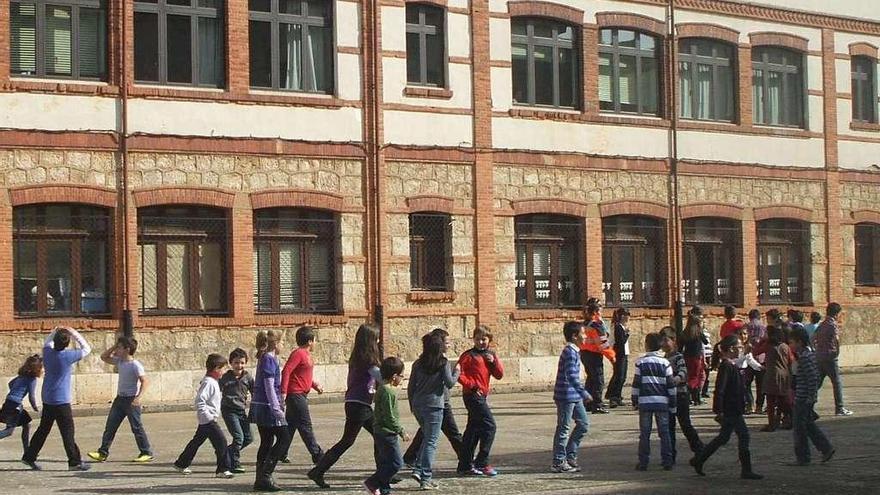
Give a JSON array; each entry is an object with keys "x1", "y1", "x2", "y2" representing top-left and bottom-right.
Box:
[
  {"x1": 511, "y1": 17, "x2": 579, "y2": 108},
  {"x1": 515, "y1": 214, "x2": 582, "y2": 308},
  {"x1": 756, "y1": 219, "x2": 810, "y2": 304},
  {"x1": 682, "y1": 217, "x2": 741, "y2": 305},
  {"x1": 13, "y1": 204, "x2": 112, "y2": 317},
  {"x1": 752, "y1": 47, "x2": 804, "y2": 127},
  {"x1": 602, "y1": 215, "x2": 666, "y2": 307},
  {"x1": 599, "y1": 28, "x2": 660, "y2": 115},
  {"x1": 138, "y1": 205, "x2": 228, "y2": 315},
  {"x1": 855, "y1": 223, "x2": 880, "y2": 286},
  {"x1": 409, "y1": 212, "x2": 451, "y2": 291},
  {"x1": 406, "y1": 3, "x2": 446, "y2": 87},
  {"x1": 852, "y1": 55, "x2": 877, "y2": 124},
  {"x1": 253, "y1": 208, "x2": 337, "y2": 313},
  {"x1": 679, "y1": 38, "x2": 736, "y2": 122}
]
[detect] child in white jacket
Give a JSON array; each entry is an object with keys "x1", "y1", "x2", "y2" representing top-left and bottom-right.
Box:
[{"x1": 174, "y1": 354, "x2": 233, "y2": 478}]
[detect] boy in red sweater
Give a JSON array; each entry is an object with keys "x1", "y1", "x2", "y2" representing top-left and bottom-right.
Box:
[
  {"x1": 456, "y1": 325, "x2": 504, "y2": 477},
  {"x1": 280, "y1": 326, "x2": 324, "y2": 464}
]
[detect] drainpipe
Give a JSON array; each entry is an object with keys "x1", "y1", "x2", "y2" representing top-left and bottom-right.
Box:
[
  {"x1": 667, "y1": 0, "x2": 683, "y2": 333},
  {"x1": 120, "y1": 0, "x2": 132, "y2": 337}
]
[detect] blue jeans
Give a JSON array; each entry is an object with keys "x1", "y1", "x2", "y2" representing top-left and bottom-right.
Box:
[
  {"x1": 413, "y1": 405, "x2": 444, "y2": 482},
  {"x1": 222, "y1": 410, "x2": 252, "y2": 468},
  {"x1": 816, "y1": 355, "x2": 845, "y2": 410},
  {"x1": 99, "y1": 396, "x2": 152, "y2": 456},
  {"x1": 553, "y1": 400, "x2": 589, "y2": 463},
  {"x1": 793, "y1": 400, "x2": 832, "y2": 463},
  {"x1": 174, "y1": 421, "x2": 230, "y2": 473},
  {"x1": 366, "y1": 431, "x2": 402, "y2": 492},
  {"x1": 638, "y1": 410, "x2": 672, "y2": 467}
]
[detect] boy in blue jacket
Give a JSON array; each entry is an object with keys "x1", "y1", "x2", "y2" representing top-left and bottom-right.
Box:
[{"x1": 551, "y1": 321, "x2": 593, "y2": 474}]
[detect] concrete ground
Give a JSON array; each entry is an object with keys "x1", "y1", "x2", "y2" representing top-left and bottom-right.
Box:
[{"x1": 1, "y1": 370, "x2": 878, "y2": 495}]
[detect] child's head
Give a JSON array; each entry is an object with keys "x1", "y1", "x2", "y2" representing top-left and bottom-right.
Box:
[
  {"x1": 724, "y1": 305, "x2": 736, "y2": 320},
  {"x1": 826, "y1": 302, "x2": 842, "y2": 319},
  {"x1": 612, "y1": 307, "x2": 631, "y2": 325},
  {"x1": 748, "y1": 308, "x2": 761, "y2": 321},
  {"x1": 229, "y1": 348, "x2": 248, "y2": 374},
  {"x1": 430, "y1": 327, "x2": 451, "y2": 353},
  {"x1": 380, "y1": 356, "x2": 405, "y2": 386},
  {"x1": 53, "y1": 327, "x2": 71, "y2": 351},
  {"x1": 645, "y1": 332, "x2": 663, "y2": 353},
  {"x1": 296, "y1": 326, "x2": 316, "y2": 348},
  {"x1": 718, "y1": 335, "x2": 742, "y2": 359},
  {"x1": 789, "y1": 310, "x2": 804, "y2": 323},
  {"x1": 206, "y1": 353, "x2": 228, "y2": 373},
  {"x1": 114, "y1": 336, "x2": 138, "y2": 358},
  {"x1": 18, "y1": 354, "x2": 43, "y2": 378},
  {"x1": 659, "y1": 326, "x2": 677, "y2": 352},
  {"x1": 765, "y1": 308, "x2": 781, "y2": 323},
  {"x1": 767, "y1": 326, "x2": 784, "y2": 346},
  {"x1": 585, "y1": 299, "x2": 602, "y2": 319},
  {"x1": 787, "y1": 326, "x2": 810, "y2": 352},
  {"x1": 810, "y1": 311, "x2": 822, "y2": 324},
  {"x1": 255, "y1": 330, "x2": 282, "y2": 358},
  {"x1": 473, "y1": 325, "x2": 492, "y2": 350},
  {"x1": 350, "y1": 324, "x2": 381, "y2": 369},
  {"x1": 563, "y1": 321, "x2": 585, "y2": 345}
]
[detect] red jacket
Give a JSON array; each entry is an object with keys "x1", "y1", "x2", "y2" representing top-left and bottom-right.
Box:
[
  {"x1": 280, "y1": 347, "x2": 320, "y2": 396},
  {"x1": 458, "y1": 348, "x2": 504, "y2": 396}
]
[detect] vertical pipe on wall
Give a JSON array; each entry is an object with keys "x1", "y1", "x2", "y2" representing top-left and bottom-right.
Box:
[
  {"x1": 119, "y1": 0, "x2": 132, "y2": 337},
  {"x1": 667, "y1": 0, "x2": 683, "y2": 331}
]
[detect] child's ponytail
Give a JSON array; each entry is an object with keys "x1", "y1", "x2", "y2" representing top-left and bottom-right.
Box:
[{"x1": 255, "y1": 330, "x2": 281, "y2": 360}]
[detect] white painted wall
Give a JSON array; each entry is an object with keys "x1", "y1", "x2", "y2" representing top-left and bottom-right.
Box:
[
  {"x1": 839, "y1": 140, "x2": 880, "y2": 170},
  {"x1": 384, "y1": 111, "x2": 473, "y2": 146},
  {"x1": 381, "y1": 6, "x2": 406, "y2": 52},
  {"x1": 0, "y1": 93, "x2": 117, "y2": 132},
  {"x1": 489, "y1": 17, "x2": 511, "y2": 62},
  {"x1": 808, "y1": 94, "x2": 824, "y2": 132},
  {"x1": 492, "y1": 117, "x2": 669, "y2": 157},
  {"x1": 491, "y1": 67, "x2": 514, "y2": 111},
  {"x1": 746, "y1": 0, "x2": 880, "y2": 22},
  {"x1": 448, "y1": 12, "x2": 472, "y2": 59},
  {"x1": 383, "y1": 58, "x2": 473, "y2": 108},
  {"x1": 673, "y1": 9, "x2": 822, "y2": 51},
  {"x1": 678, "y1": 131, "x2": 825, "y2": 168},
  {"x1": 834, "y1": 32, "x2": 880, "y2": 55},
  {"x1": 335, "y1": 0, "x2": 361, "y2": 49},
  {"x1": 338, "y1": 52, "x2": 362, "y2": 101},
  {"x1": 835, "y1": 59, "x2": 853, "y2": 94}
]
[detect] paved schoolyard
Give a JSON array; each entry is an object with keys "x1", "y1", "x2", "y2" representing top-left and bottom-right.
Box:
[{"x1": 1, "y1": 370, "x2": 878, "y2": 494}]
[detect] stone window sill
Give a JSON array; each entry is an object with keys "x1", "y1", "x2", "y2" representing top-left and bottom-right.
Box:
[
  {"x1": 511, "y1": 308, "x2": 583, "y2": 321},
  {"x1": 854, "y1": 286, "x2": 880, "y2": 296},
  {"x1": 851, "y1": 122, "x2": 880, "y2": 132},
  {"x1": 403, "y1": 87, "x2": 454, "y2": 99},
  {"x1": 4, "y1": 78, "x2": 119, "y2": 95},
  {"x1": 408, "y1": 291, "x2": 456, "y2": 302},
  {"x1": 508, "y1": 107, "x2": 586, "y2": 122}
]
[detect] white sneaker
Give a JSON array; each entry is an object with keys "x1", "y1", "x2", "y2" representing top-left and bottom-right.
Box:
[
  {"x1": 215, "y1": 470, "x2": 234, "y2": 479},
  {"x1": 174, "y1": 465, "x2": 192, "y2": 475}
]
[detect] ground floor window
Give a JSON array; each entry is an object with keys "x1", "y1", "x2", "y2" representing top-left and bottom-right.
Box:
[
  {"x1": 682, "y1": 217, "x2": 741, "y2": 305},
  {"x1": 602, "y1": 215, "x2": 666, "y2": 307},
  {"x1": 410, "y1": 212, "x2": 451, "y2": 291},
  {"x1": 515, "y1": 214, "x2": 582, "y2": 308},
  {"x1": 757, "y1": 219, "x2": 810, "y2": 304},
  {"x1": 855, "y1": 222, "x2": 880, "y2": 287}
]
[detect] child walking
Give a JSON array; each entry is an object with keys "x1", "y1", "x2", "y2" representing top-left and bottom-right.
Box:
[
  {"x1": 22, "y1": 326, "x2": 92, "y2": 471},
  {"x1": 551, "y1": 321, "x2": 592, "y2": 473},
  {"x1": 220, "y1": 348, "x2": 254, "y2": 474},
  {"x1": 251, "y1": 330, "x2": 292, "y2": 492},
  {"x1": 680, "y1": 306, "x2": 708, "y2": 406},
  {"x1": 632, "y1": 332, "x2": 676, "y2": 471},
  {"x1": 364, "y1": 357, "x2": 409, "y2": 495},
  {"x1": 0, "y1": 355, "x2": 42, "y2": 455},
  {"x1": 690, "y1": 335, "x2": 762, "y2": 480},
  {"x1": 88, "y1": 336, "x2": 153, "y2": 463},
  {"x1": 788, "y1": 326, "x2": 835, "y2": 465},
  {"x1": 457, "y1": 325, "x2": 504, "y2": 477},
  {"x1": 758, "y1": 327, "x2": 792, "y2": 432},
  {"x1": 174, "y1": 353, "x2": 233, "y2": 478},
  {"x1": 606, "y1": 308, "x2": 631, "y2": 408},
  {"x1": 660, "y1": 327, "x2": 703, "y2": 463},
  {"x1": 280, "y1": 326, "x2": 324, "y2": 465},
  {"x1": 580, "y1": 299, "x2": 614, "y2": 414}
]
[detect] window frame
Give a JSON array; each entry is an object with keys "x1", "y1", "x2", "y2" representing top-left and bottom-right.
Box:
[
  {"x1": 248, "y1": 0, "x2": 335, "y2": 93},
  {"x1": 405, "y1": 3, "x2": 447, "y2": 88},
  {"x1": 601, "y1": 215, "x2": 666, "y2": 308},
  {"x1": 855, "y1": 222, "x2": 880, "y2": 287},
  {"x1": 133, "y1": 0, "x2": 225, "y2": 87},
  {"x1": 756, "y1": 219, "x2": 810, "y2": 305},
  {"x1": 598, "y1": 27, "x2": 661, "y2": 116},
  {"x1": 681, "y1": 217, "x2": 742, "y2": 306},
  {"x1": 511, "y1": 16, "x2": 580, "y2": 109},
  {"x1": 678, "y1": 38, "x2": 737, "y2": 122},
  {"x1": 9, "y1": 0, "x2": 108, "y2": 81},
  {"x1": 852, "y1": 55, "x2": 878, "y2": 124},
  {"x1": 409, "y1": 212, "x2": 451, "y2": 291},
  {"x1": 514, "y1": 214, "x2": 583, "y2": 309},
  {"x1": 752, "y1": 46, "x2": 806, "y2": 128}
]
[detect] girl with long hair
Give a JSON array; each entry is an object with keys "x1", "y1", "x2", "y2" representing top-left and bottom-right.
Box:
[
  {"x1": 250, "y1": 330, "x2": 291, "y2": 492},
  {"x1": 680, "y1": 306, "x2": 709, "y2": 406}
]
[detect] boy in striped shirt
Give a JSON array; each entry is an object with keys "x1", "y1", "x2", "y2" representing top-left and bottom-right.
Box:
[
  {"x1": 631, "y1": 332, "x2": 676, "y2": 471},
  {"x1": 788, "y1": 327, "x2": 835, "y2": 466}
]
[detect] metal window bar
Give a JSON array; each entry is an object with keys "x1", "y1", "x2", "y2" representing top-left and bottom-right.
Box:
[
  {"x1": 681, "y1": 223, "x2": 742, "y2": 306},
  {"x1": 755, "y1": 225, "x2": 810, "y2": 304},
  {"x1": 515, "y1": 217, "x2": 582, "y2": 308},
  {"x1": 602, "y1": 220, "x2": 666, "y2": 308},
  {"x1": 409, "y1": 213, "x2": 451, "y2": 291}
]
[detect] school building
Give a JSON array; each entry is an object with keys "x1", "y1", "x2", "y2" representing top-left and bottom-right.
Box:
[{"x1": 0, "y1": 0, "x2": 879, "y2": 405}]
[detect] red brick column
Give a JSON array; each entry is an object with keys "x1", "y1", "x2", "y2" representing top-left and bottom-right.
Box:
[
  {"x1": 227, "y1": 0, "x2": 249, "y2": 94},
  {"x1": 583, "y1": 24, "x2": 599, "y2": 115},
  {"x1": 0, "y1": 195, "x2": 13, "y2": 321},
  {"x1": 124, "y1": 202, "x2": 140, "y2": 326},
  {"x1": 738, "y1": 45, "x2": 753, "y2": 127},
  {"x1": 741, "y1": 212, "x2": 758, "y2": 308},
  {"x1": 822, "y1": 29, "x2": 842, "y2": 303},
  {"x1": 585, "y1": 207, "x2": 603, "y2": 301},
  {"x1": 231, "y1": 194, "x2": 253, "y2": 319},
  {"x1": 0, "y1": 0, "x2": 9, "y2": 84}
]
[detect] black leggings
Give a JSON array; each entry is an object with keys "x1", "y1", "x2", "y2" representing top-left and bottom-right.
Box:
[
  {"x1": 256, "y1": 425, "x2": 293, "y2": 466},
  {"x1": 23, "y1": 403, "x2": 81, "y2": 466},
  {"x1": 311, "y1": 402, "x2": 373, "y2": 476}
]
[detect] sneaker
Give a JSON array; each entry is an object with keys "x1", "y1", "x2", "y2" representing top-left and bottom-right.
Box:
[
  {"x1": 479, "y1": 465, "x2": 498, "y2": 477},
  {"x1": 87, "y1": 451, "x2": 108, "y2": 462},
  {"x1": 175, "y1": 465, "x2": 193, "y2": 475},
  {"x1": 835, "y1": 408, "x2": 854, "y2": 416},
  {"x1": 565, "y1": 458, "x2": 581, "y2": 472},
  {"x1": 69, "y1": 463, "x2": 91, "y2": 472},
  {"x1": 307, "y1": 467, "x2": 330, "y2": 489},
  {"x1": 411, "y1": 471, "x2": 423, "y2": 483},
  {"x1": 21, "y1": 459, "x2": 42, "y2": 471},
  {"x1": 419, "y1": 480, "x2": 440, "y2": 490},
  {"x1": 215, "y1": 471, "x2": 234, "y2": 479},
  {"x1": 593, "y1": 407, "x2": 610, "y2": 414},
  {"x1": 822, "y1": 449, "x2": 836, "y2": 463},
  {"x1": 132, "y1": 454, "x2": 154, "y2": 463},
  {"x1": 363, "y1": 481, "x2": 380, "y2": 495},
  {"x1": 232, "y1": 466, "x2": 247, "y2": 474},
  {"x1": 456, "y1": 467, "x2": 482, "y2": 476},
  {"x1": 280, "y1": 456, "x2": 291, "y2": 464},
  {"x1": 550, "y1": 461, "x2": 575, "y2": 473}
]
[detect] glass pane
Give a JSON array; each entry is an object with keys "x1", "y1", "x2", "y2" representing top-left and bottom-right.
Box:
[
  {"x1": 307, "y1": 0, "x2": 327, "y2": 17},
  {"x1": 602, "y1": 247, "x2": 613, "y2": 305},
  {"x1": 640, "y1": 34, "x2": 655, "y2": 52},
  {"x1": 46, "y1": 242, "x2": 72, "y2": 313},
  {"x1": 134, "y1": 12, "x2": 159, "y2": 81},
  {"x1": 10, "y1": 3, "x2": 37, "y2": 75},
  {"x1": 717, "y1": 64, "x2": 734, "y2": 121},
  {"x1": 280, "y1": 0, "x2": 301, "y2": 14},
  {"x1": 784, "y1": 72, "x2": 803, "y2": 126},
  {"x1": 599, "y1": 29, "x2": 612, "y2": 46},
  {"x1": 253, "y1": 243, "x2": 272, "y2": 312},
  {"x1": 511, "y1": 43, "x2": 528, "y2": 104},
  {"x1": 249, "y1": 20, "x2": 271, "y2": 87},
  {"x1": 643, "y1": 246, "x2": 658, "y2": 305},
  {"x1": 167, "y1": 15, "x2": 193, "y2": 84},
  {"x1": 250, "y1": 0, "x2": 271, "y2": 12},
  {"x1": 425, "y1": 32, "x2": 444, "y2": 86},
  {"x1": 308, "y1": 242, "x2": 333, "y2": 310},
  {"x1": 557, "y1": 25, "x2": 573, "y2": 44},
  {"x1": 696, "y1": 63, "x2": 712, "y2": 119},
  {"x1": 46, "y1": 205, "x2": 73, "y2": 229},
  {"x1": 199, "y1": 243, "x2": 223, "y2": 311},
  {"x1": 559, "y1": 244, "x2": 575, "y2": 305},
  {"x1": 558, "y1": 47, "x2": 574, "y2": 107},
  {"x1": 680, "y1": 61, "x2": 692, "y2": 118},
  {"x1": 532, "y1": 245, "x2": 551, "y2": 305},
  {"x1": 534, "y1": 45, "x2": 553, "y2": 105},
  {"x1": 406, "y1": 5, "x2": 419, "y2": 24},
  {"x1": 307, "y1": 25, "x2": 333, "y2": 92},
  {"x1": 752, "y1": 69, "x2": 764, "y2": 123},
  {"x1": 767, "y1": 48, "x2": 784, "y2": 65},
  {"x1": 515, "y1": 244, "x2": 527, "y2": 306},
  {"x1": 640, "y1": 56, "x2": 658, "y2": 114},
  {"x1": 618, "y1": 246, "x2": 635, "y2": 304},
  {"x1": 140, "y1": 244, "x2": 158, "y2": 311},
  {"x1": 511, "y1": 19, "x2": 526, "y2": 36},
  {"x1": 406, "y1": 31, "x2": 421, "y2": 83},
  {"x1": 619, "y1": 54, "x2": 636, "y2": 112},
  {"x1": 764, "y1": 247, "x2": 783, "y2": 301},
  {"x1": 599, "y1": 53, "x2": 613, "y2": 110},
  {"x1": 786, "y1": 245, "x2": 802, "y2": 301},
  {"x1": 81, "y1": 240, "x2": 108, "y2": 314},
  {"x1": 618, "y1": 30, "x2": 636, "y2": 48},
  {"x1": 532, "y1": 19, "x2": 553, "y2": 39},
  {"x1": 198, "y1": 17, "x2": 224, "y2": 86},
  {"x1": 45, "y1": 5, "x2": 73, "y2": 76},
  {"x1": 424, "y1": 7, "x2": 443, "y2": 28},
  {"x1": 767, "y1": 70, "x2": 782, "y2": 125},
  {"x1": 280, "y1": 23, "x2": 303, "y2": 90},
  {"x1": 13, "y1": 240, "x2": 37, "y2": 313},
  {"x1": 79, "y1": 7, "x2": 107, "y2": 78},
  {"x1": 279, "y1": 243, "x2": 303, "y2": 310},
  {"x1": 166, "y1": 243, "x2": 190, "y2": 311}
]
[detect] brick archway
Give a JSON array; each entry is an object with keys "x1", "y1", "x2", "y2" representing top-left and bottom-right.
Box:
[
  {"x1": 599, "y1": 200, "x2": 668, "y2": 219},
  {"x1": 132, "y1": 187, "x2": 235, "y2": 208},
  {"x1": 9, "y1": 185, "x2": 117, "y2": 208}
]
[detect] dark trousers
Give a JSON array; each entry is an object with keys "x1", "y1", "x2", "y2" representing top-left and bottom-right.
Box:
[
  {"x1": 702, "y1": 362, "x2": 711, "y2": 396},
  {"x1": 366, "y1": 431, "x2": 402, "y2": 492},
  {"x1": 793, "y1": 400, "x2": 832, "y2": 463},
  {"x1": 312, "y1": 401, "x2": 373, "y2": 476},
  {"x1": 23, "y1": 403, "x2": 82, "y2": 467},
  {"x1": 816, "y1": 355, "x2": 846, "y2": 410},
  {"x1": 99, "y1": 396, "x2": 152, "y2": 456},
  {"x1": 222, "y1": 410, "x2": 253, "y2": 468},
  {"x1": 669, "y1": 392, "x2": 704, "y2": 462},
  {"x1": 174, "y1": 421, "x2": 230, "y2": 473},
  {"x1": 580, "y1": 351, "x2": 605, "y2": 409},
  {"x1": 743, "y1": 369, "x2": 765, "y2": 410},
  {"x1": 696, "y1": 413, "x2": 750, "y2": 468},
  {"x1": 457, "y1": 394, "x2": 496, "y2": 470},
  {"x1": 605, "y1": 354, "x2": 628, "y2": 402},
  {"x1": 403, "y1": 401, "x2": 463, "y2": 465},
  {"x1": 284, "y1": 393, "x2": 323, "y2": 463},
  {"x1": 256, "y1": 424, "x2": 293, "y2": 466},
  {"x1": 766, "y1": 394, "x2": 792, "y2": 428}
]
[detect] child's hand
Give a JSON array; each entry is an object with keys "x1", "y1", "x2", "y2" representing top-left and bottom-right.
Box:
[
  {"x1": 402, "y1": 432, "x2": 411, "y2": 442},
  {"x1": 484, "y1": 353, "x2": 495, "y2": 364},
  {"x1": 315, "y1": 385, "x2": 324, "y2": 395},
  {"x1": 132, "y1": 397, "x2": 141, "y2": 407}
]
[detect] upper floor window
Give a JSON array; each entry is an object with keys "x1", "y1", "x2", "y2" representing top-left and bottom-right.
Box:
[
  {"x1": 253, "y1": 208, "x2": 337, "y2": 314},
  {"x1": 138, "y1": 206, "x2": 228, "y2": 315},
  {"x1": 602, "y1": 215, "x2": 666, "y2": 307},
  {"x1": 13, "y1": 204, "x2": 111, "y2": 317},
  {"x1": 682, "y1": 217, "x2": 741, "y2": 306},
  {"x1": 756, "y1": 219, "x2": 810, "y2": 304},
  {"x1": 409, "y1": 213, "x2": 451, "y2": 291},
  {"x1": 852, "y1": 56, "x2": 877, "y2": 123},
  {"x1": 599, "y1": 28, "x2": 659, "y2": 116},
  {"x1": 10, "y1": 0, "x2": 107, "y2": 80},
  {"x1": 855, "y1": 223, "x2": 880, "y2": 286},
  {"x1": 249, "y1": 0, "x2": 334, "y2": 93},
  {"x1": 752, "y1": 46, "x2": 804, "y2": 127},
  {"x1": 134, "y1": 0, "x2": 225, "y2": 87},
  {"x1": 679, "y1": 38, "x2": 735, "y2": 122},
  {"x1": 515, "y1": 214, "x2": 582, "y2": 308},
  {"x1": 511, "y1": 17, "x2": 579, "y2": 108},
  {"x1": 406, "y1": 3, "x2": 445, "y2": 87}
]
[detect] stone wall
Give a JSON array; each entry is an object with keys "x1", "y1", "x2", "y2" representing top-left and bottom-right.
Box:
[
  {"x1": 678, "y1": 175, "x2": 825, "y2": 211},
  {"x1": 0, "y1": 149, "x2": 117, "y2": 189}
]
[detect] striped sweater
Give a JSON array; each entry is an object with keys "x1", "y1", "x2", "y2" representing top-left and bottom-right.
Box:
[
  {"x1": 631, "y1": 351, "x2": 677, "y2": 413},
  {"x1": 666, "y1": 351, "x2": 688, "y2": 394},
  {"x1": 793, "y1": 347, "x2": 820, "y2": 403},
  {"x1": 554, "y1": 343, "x2": 592, "y2": 403}
]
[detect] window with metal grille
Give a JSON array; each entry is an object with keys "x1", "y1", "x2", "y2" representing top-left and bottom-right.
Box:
[
  {"x1": 249, "y1": 0, "x2": 333, "y2": 93},
  {"x1": 682, "y1": 217, "x2": 741, "y2": 306},
  {"x1": 602, "y1": 215, "x2": 666, "y2": 307},
  {"x1": 253, "y1": 208, "x2": 337, "y2": 313},
  {"x1": 10, "y1": 0, "x2": 107, "y2": 80},
  {"x1": 134, "y1": 0, "x2": 224, "y2": 87},
  {"x1": 855, "y1": 223, "x2": 880, "y2": 286},
  {"x1": 515, "y1": 214, "x2": 582, "y2": 308},
  {"x1": 852, "y1": 56, "x2": 878, "y2": 123},
  {"x1": 13, "y1": 204, "x2": 111, "y2": 317},
  {"x1": 752, "y1": 46, "x2": 805, "y2": 127},
  {"x1": 679, "y1": 38, "x2": 736, "y2": 122},
  {"x1": 409, "y1": 213, "x2": 451, "y2": 291},
  {"x1": 406, "y1": 3, "x2": 445, "y2": 87},
  {"x1": 511, "y1": 17, "x2": 579, "y2": 108},
  {"x1": 599, "y1": 28, "x2": 659, "y2": 115},
  {"x1": 138, "y1": 206, "x2": 228, "y2": 315},
  {"x1": 756, "y1": 219, "x2": 810, "y2": 304}
]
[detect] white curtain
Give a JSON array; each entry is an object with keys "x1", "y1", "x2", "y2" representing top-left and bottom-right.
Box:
[
  {"x1": 279, "y1": 243, "x2": 302, "y2": 310},
  {"x1": 166, "y1": 243, "x2": 189, "y2": 311},
  {"x1": 680, "y1": 61, "x2": 692, "y2": 118},
  {"x1": 696, "y1": 63, "x2": 712, "y2": 119},
  {"x1": 199, "y1": 17, "x2": 223, "y2": 85},
  {"x1": 139, "y1": 245, "x2": 158, "y2": 310},
  {"x1": 198, "y1": 243, "x2": 222, "y2": 311},
  {"x1": 282, "y1": 24, "x2": 302, "y2": 90}
]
